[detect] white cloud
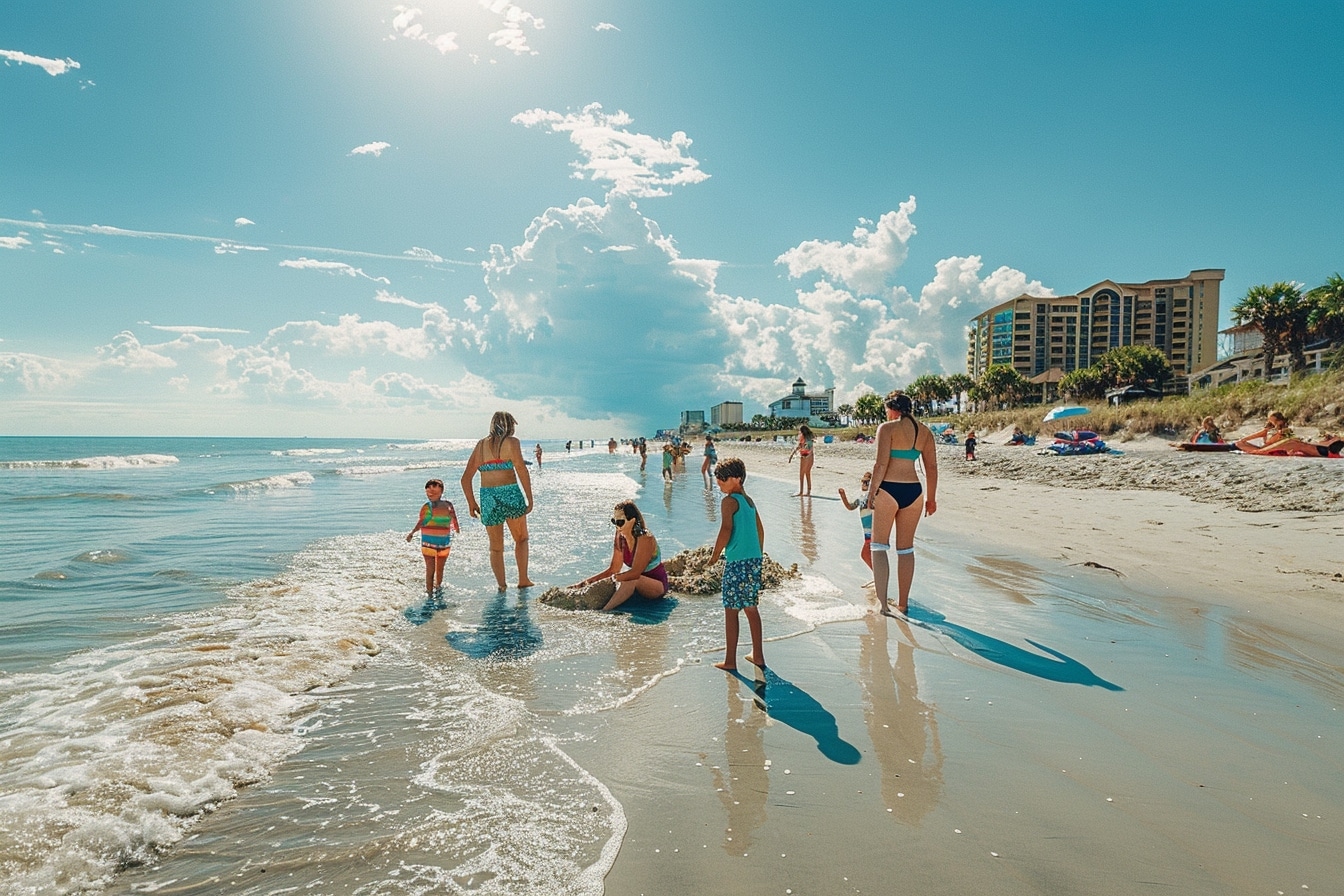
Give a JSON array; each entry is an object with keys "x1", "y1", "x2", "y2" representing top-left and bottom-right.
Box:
[
  {"x1": 149, "y1": 325, "x2": 251, "y2": 335},
  {"x1": 279, "y1": 257, "x2": 391, "y2": 284},
  {"x1": 403, "y1": 246, "x2": 445, "y2": 263},
  {"x1": 94, "y1": 331, "x2": 178, "y2": 371},
  {"x1": 214, "y1": 240, "x2": 268, "y2": 254},
  {"x1": 0, "y1": 235, "x2": 31, "y2": 250},
  {"x1": 712, "y1": 200, "x2": 1055, "y2": 401},
  {"x1": 373, "y1": 289, "x2": 431, "y2": 310},
  {"x1": 594, "y1": 22, "x2": 619, "y2": 32},
  {"x1": 350, "y1": 141, "x2": 392, "y2": 157},
  {"x1": 0, "y1": 352, "x2": 82, "y2": 392},
  {"x1": 234, "y1": 217, "x2": 255, "y2": 227},
  {"x1": 390, "y1": 7, "x2": 459, "y2": 54},
  {"x1": 482, "y1": 0, "x2": 544, "y2": 55},
  {"x1": 776, "y1": 198, "x2": 918, "y2": 295},
  {"x1": 0, "y1": 49, "x2": 81, "y2": 76},
  {"x1": 512, "y1": 103, "x2": 709, "y2": 199}
]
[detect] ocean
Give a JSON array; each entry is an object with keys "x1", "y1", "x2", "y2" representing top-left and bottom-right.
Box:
[{"x1": 0, "y1": 436, "x2": 857, "y2": 895}]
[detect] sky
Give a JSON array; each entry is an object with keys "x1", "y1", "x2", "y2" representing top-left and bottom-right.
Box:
[{"x1": 2, "y1": 0, "x2": 1341, "y2": 438}]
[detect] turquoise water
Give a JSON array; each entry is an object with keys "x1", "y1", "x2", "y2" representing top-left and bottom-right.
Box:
[{"x1": 0, "y1": 437, "x2": 859, "y2": 894}]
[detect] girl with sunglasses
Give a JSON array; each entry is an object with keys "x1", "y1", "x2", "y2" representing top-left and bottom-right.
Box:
[{"x1": 570, "y1": 501, "x2": 670, "y2": 610}]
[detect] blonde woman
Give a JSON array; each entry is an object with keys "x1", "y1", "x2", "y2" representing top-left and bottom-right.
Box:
[{"x1": 461, "y1": 411, "x2": 535, "y2": 591}]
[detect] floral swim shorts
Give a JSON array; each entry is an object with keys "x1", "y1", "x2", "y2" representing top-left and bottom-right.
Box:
[
  {"x1": 479, "y1": 482, "x2": 527, "y2": 527},
  {"x1": 721, "y1": 557, "x2": 762, "y2": 609}
]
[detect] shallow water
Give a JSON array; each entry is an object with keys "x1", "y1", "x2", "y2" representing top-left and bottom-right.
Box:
[{"x1": 3, "y1": 438, "x2": 1341, "y2": 895}]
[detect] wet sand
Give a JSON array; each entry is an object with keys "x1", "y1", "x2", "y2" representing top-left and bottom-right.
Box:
[{"x1": 584, "y1": 436, "x2": 1344, "y2": 895}]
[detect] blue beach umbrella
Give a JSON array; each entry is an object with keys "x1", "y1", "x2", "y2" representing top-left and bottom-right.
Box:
[{"x1": 1043, "y1": 405, "x2": 1090, "y2": 423}]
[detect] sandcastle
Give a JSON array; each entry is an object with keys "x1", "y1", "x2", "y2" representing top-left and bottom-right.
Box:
[{"x1": 539, "y1": 545, "x2": 800, "y2": 610}]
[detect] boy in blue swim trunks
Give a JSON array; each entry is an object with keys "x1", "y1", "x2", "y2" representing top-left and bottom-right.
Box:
[
  {"x1": 406, "y1": 479, "x2": 460, "y2": 597},
  {"x1": 708, "y1": 457, "x2": 766, "y2": 671}
]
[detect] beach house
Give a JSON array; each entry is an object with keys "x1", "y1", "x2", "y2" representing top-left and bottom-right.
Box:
[{"x1": 767, "y1": 378, "x2": 835, "y2": 425}]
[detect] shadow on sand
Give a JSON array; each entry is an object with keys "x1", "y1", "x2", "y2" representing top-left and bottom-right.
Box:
[
  {"x1": 906, "y1": 604, "x2": 1123, "y2": 691},
  {"x1": 734, "y1": 668, "x2": 861, "y2": 764},
  {"x1": 445, "y1": 592, "x2": 543, "y2": 660}
]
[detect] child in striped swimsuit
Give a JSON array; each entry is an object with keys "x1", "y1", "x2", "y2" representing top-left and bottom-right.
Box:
[{"x1": 406, "y1": 479, "x2": 460, "y2": 597}]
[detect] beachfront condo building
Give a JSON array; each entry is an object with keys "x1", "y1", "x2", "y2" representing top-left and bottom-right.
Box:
[
  {"x1": 710, "y1": 401, "x2": 743, "y2": 427},
  {"x1": 965, "y1": 269, "x2": 1224, "y2": 387}
]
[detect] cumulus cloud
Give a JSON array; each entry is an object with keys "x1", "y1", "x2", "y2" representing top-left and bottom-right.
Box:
[
  {"x1": 390, "y1": 7, "x2": 459, "y2": 54},
  {"x1": 234, "y1": 217, "x2": 255, "y2": 227},
  {"x1": 0, "y1": 235, "x2": 31, "y2": 250},
  {"x1": 513, "y1": 103, "x2": 709, "y2": 198},
  {"x1": 0, "y1": 352, "x2": 82, "y2": 392},
  {"x1": 350, "y1": 141, "x2": 392, "y2": 157},
  {"x1": 279, "y1": 257, "x2": 390, "y2": 284},
  {"x1": 713, "y1": 200, "x2": 1055, "y2": 402},
  {"x1": 94, "y1": 331, "x2": 177, "y2": 371},
  {"x1": 776, "y1": 199, "x2": 917, "y2": 295},
  {"x1": 0, "y1": 49, "x2": 80, "y2": 76}
]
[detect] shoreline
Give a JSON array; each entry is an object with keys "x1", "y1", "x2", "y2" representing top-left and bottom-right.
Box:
[{"x1": 711, "y1": 434, "x2": 1344, "y2": 640}]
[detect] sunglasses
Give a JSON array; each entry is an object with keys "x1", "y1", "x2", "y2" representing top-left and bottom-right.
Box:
[{"x1": 610, "y1": 517, "x2": 628, "y2": 526}]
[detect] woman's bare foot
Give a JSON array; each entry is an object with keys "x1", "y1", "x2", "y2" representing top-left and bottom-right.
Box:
[
  {"x1": 713, "y1": 661, "x2": 736, "y2": 671},
  {"x1": 517, "y1": 579, "x2": 535, "y2": 588},
  {"x1": 744, "y1": 654, "x2": 765, "y2": 668}
]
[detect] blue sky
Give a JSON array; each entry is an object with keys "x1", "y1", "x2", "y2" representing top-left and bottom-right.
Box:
[{"x1": 2, "y1": 0, "x2": 1341, "y2": 437}]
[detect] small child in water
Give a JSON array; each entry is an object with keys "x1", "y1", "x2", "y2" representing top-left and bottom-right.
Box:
[
  {"x1": 709, "y1": 458, "x2": 766, "y2": 671},
  {"x1": 837, "y1": 471, "x2": 874, "y2": 571},
  {"x1": 662, "y1": 443, "x2": 675, "y2": 480},
  {"x1": 406, "y1": 479, "x2": 460, "y2": 597}
]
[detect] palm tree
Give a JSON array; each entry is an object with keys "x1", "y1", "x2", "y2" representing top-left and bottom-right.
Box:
[
  {"x1": 836, "y1": 403, "x2": 855, "y2": 426},
  {"x1": 945, "y1": 373, "x2": 974, "y2": 414},
  {"x1": 1307, "y1": 273, "x2": 1344, "y2": 346},
  {"x1": 978, "y1": 364, "x2": 1029, "y2": 409},
  {"x1": 1232, "y1": 282, "x2": 1311, "y2": 380},
  {"x1": 854, "y1": 392, "x2": 884, "y2": 424}
]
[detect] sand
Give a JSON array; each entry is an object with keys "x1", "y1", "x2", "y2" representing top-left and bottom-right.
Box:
[{"x1": 582, "y1": 430, "x2": 1344, "y2": 896}]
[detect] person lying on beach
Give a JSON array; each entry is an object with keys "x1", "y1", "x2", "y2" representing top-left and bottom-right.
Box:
[
  {"x1": 570, "y1": 500, "x2": 670, "y2": 611},
  {"x1": 1234, "y1": 411, "x2": 1293, "y2": 453},
  {"x1": 1005, "y1": 426, "x2": 1029, "y2": 446},
  {"x1": 1237, "y1": 433, "x2": 1344, "y2": 457}
]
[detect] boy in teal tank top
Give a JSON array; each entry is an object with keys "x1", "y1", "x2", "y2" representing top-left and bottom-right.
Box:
[{"x1": 708, "y1": 457, "x2": 766, "y2": 671}]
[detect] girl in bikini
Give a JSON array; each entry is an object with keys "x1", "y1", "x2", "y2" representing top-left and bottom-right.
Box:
[
  {"x1": 866, "y1": 391, "x2": 938, "y2": 616},
  {"x1": 788, "y1": 424, "x2": 816, "y2": 496},
  {"x1": 461, "y1": 411, "x2": 535, "y2": 591}
]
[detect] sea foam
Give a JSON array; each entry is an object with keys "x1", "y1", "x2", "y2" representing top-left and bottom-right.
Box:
[
  {"x1": 0, "y1": 534, "x2": 405, "y2": 895},
  {"x1": 0, "y1": 454, "x2": 180, "y2": 471}
]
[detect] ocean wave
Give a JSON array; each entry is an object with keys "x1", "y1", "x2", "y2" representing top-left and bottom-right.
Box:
[
  {"x1": 335, "y1": 461, "x2": 453, "y2": 476},
  {"x1": 208, "y1": 471, "x2": 316, "y2": 493},
  {"x1": 0, "y1": 454, "x2": 180, "y2": 471},
  {"x1": 269, "y1": 448, "x2": 349, "y2": 457},
  {"x1": 0, "y1": 534, "x2": 405, "y2": 895},
  {"x1": 384, "y1": 439, "x2": 477, "y2": 451}
]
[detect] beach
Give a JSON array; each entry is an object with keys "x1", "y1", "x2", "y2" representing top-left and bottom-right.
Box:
[{"x1": 2, "y1": 435, "x2": 1342, "y2": 895}]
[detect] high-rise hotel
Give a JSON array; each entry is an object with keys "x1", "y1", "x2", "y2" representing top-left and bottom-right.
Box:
[{"x1": 965, "y1": 269, "x2": 1224, "y2": 386}]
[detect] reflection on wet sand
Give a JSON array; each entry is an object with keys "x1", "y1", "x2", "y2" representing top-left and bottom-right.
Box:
[
  {"x1": 796, "y1": 497, "x2": 818, "y2": 564},
  {"x1": 703, "y1": 673, "x2": 769, "y2": 855},
  {"x1": 859, "y1": 614, "x2": 943, "y2": 823},
  {"x1": 446, "y1": 592, "x2": 544, "y2": 700},
  {"x1": 702, "y1": 483, "x2": 720, "y2": 523}
]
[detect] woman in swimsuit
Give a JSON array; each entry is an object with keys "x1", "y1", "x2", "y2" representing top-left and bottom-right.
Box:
[
  {"x1": 461, "y1": 411, "x2": 535, "y2": 591},
  {"x1": 701, "y1": 436, "x2": 718, "y2": 486},
  {"x1": 571, "y1": 500, "x2": 670, "y2": 611},
  {"x1": 1234, "y1": 411, "x2": 1294, "y2": 453},
  {"x1": 866, "y1": 391, "x2": 938, "y2": 617},
  {"x1": 788, "y1": 424, "x2": 816, "y2": 496}
]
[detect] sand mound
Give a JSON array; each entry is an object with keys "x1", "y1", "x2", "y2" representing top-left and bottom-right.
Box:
[{"x1": 539, "y1": 546, "x2": 801, "y2": 610}]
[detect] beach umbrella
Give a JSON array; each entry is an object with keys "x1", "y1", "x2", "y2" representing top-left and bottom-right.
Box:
[{"x1": 1043, "y1": 405, "x2": 1090, "y2": 422}]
